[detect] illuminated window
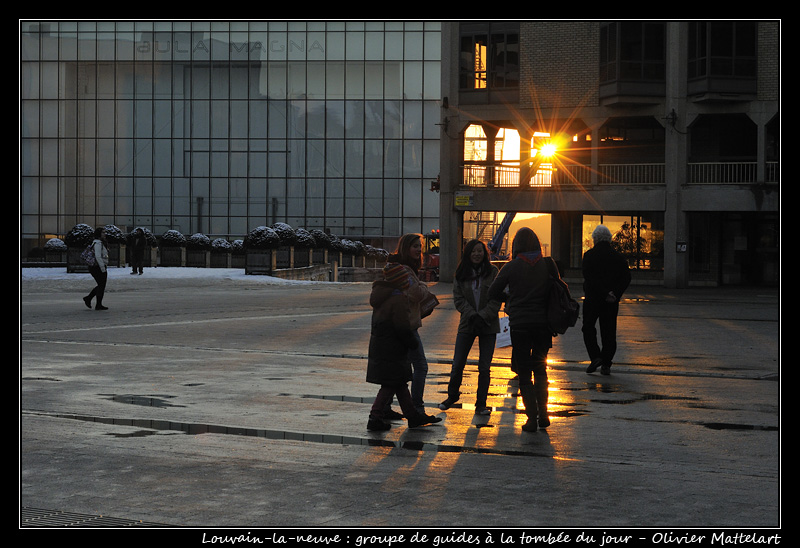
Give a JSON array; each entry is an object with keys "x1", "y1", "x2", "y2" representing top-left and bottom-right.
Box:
[{"x1": 459, "y1": 23, "x2": 519, "y2": 90}]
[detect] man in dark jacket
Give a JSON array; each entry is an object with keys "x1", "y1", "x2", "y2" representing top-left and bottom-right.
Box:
[{"x1": 582, "y1": 225, "x2": 631, "y2": 375}]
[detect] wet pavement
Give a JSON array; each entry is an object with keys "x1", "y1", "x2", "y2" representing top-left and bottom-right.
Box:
[{"x1": 19, "y1": 269, "x2": 780, "y2": 532}]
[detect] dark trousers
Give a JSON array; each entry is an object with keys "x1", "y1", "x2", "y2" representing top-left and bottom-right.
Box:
[
  {"x1": 509, "y1": 326, "x2": 551, "y2": 389},
  {"x1": 447, "y1": 332, "x2": 496, "y2": 407},
  {"x1": 131, "y1": 252, "x2": 144, "y2": 273},
  {"x1": 582, "y1": 298, "x2": 620, "y2": 365},
  {"x1": 87, "y1": 264, "x2": 107, "y2": 306},
  {"x1": 371, "y1": 383, "x2": 419, "y2": 420}
]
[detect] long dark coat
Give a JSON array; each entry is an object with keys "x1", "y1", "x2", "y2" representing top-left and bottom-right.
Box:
[{"x1": 366, "y1": 281, "x2": 418, "y2": 386}]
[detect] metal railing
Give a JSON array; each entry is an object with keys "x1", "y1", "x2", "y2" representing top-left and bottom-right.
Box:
[{"x1": 460, "y1": 161, "x2": 779, "y2": 187}]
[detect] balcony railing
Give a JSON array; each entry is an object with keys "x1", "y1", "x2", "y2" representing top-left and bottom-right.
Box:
[{"x1": 461, "y1": 161, "x2": 779, "y2": 187}]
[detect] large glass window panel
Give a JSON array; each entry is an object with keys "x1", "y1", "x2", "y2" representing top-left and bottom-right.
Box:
[
  {"x1": 326, "y1": 139, "x2": 344, "y2": 177},
  {"x1": 384, "y1": 140, "x2": 401, "y2": 178},
  {"x1": 345, "y1": 140, "x2": 364, "y2": 177},
  {"x1": 364, "y1": 100, "x2": 383, "y2": 138},
  {"x1": 365, "y1": 62, "x2": 383, "y2": 99},
  {"x1": 345, "y1": 62, "x2": 365, "y2": 99},
  {"x1": 249, "y1": 100, "x2": 268, "y2": 138},
  {"x1": 307, "y1": 61, "x2": 326, "y2": 98},
  {"x1": 326, "y1": 101, "x2": 345, "y2": 138},
  {"x1": 211, "y1": 178, "x2": 229, "y2": 217},
  {"x1": 422, "y1": 139, "x2": 439, "y2": 179},
  {"x1": 249, "y1": 151, "x2": 267, "y2": 178},
  {"x1": 153, "y1": 100, "x2": 171, "y2": 136},
  {"x1": 305, "y1": 178, "x2": 325, "y2": 220},
  {"x1": 423, "y1": 61, "x2": 440, "y2": 100},
  {"x1": 229, "y1": 151, "x2": 247, "y2": 178},
  {"x1": 344, "y1": 100, "x2": 364, "y2": 138},
  {"x1": 40, "y1": 62, "x2": 59, "y2": 99},
  {"x1": 383, "y1": 101, "x2": 401, "y2": 138},
  {"x1": 134, "y1": 139, "x2": 153, "y2": 176},
  {"x1": 230, "y1": 101, "x2": 248, "y2": 139},
  {"x1": 384, "y1": 62, "x2": 402, "y2": 99},
  {"x1": 287, "y1": 62, "x2": 306, "y2": 99},
  {"x1": 403, "y1": 100, "x2": 422, "y2": 139},
  {"x1": 403, "y1": 140, "x2": 422, "y2": 178},
  {"x1": 307, "y1": 139, "x2": 325, "y2": 177},
  {"x1": 153, "y1": 178, "x2": 171, "y2": 216},
  {"x1": 364, "y1": 141, "x2": 383, "y2": 178},
  {"x1": 326, "y1": 62, "x2": 345, "y2": 99},
  {"x1": 268, "y1": 101, "x2": 288, "y2": 139},
  {"x1": 229, "y1": 178, "x2": 247, "y2": 217},
  {"x1": 211, "y1": 151, "x2": 228, "y2": 177},
  {"x1": 306, "y1": 100, "x2": 325, "y2": 139}
]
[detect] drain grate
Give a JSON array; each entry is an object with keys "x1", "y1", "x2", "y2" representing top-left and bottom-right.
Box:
[{"x1": 20, "y1": 507, "x2": 171, "y2": 527}]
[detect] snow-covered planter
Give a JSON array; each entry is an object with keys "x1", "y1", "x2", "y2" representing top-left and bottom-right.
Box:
[
  {"x1": 309, "y1": 229, "x2": 332, "y2": 264},
  {"x1": 210, "y1": 238, "x2": 232, "y2": 268},
  {"x1": 159, "y1": 229, "x2": 186, "y2": 266},
  {"x1": 103, "y1": 224, "x2": 126, "y2": 267},
  {"x1": 292, "y1": 228, "x2": 316, "y2": 267},
  {"x1": 244, "y1": 226, "x2": 279, "y2": 274},
  {"x1": 231, "y1": 239, "x2": 245, "y2": 268},
  {"x1": 365, "y1": 245, "x2": 389, "y2": 268},
  {"x1": 270, "y1": 223, "x2": 297, "y2": 269},
  {"x1": 43, "y1": 238, "x2": 67, "y2": 263},
  {"x1": 185, "y1": 233, "x2": 211, "y2": 267},
  {"x1": 65, "y1": 223, "x2": 95, "y2": 273}
]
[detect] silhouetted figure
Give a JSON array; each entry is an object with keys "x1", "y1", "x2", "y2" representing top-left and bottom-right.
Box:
[
  {"x1": 489, "y1": 228, "x2": 556, "y2": 432},
  {"x1": 130, "y1": 227, "x2": 147, "y2": 275},
  {"x1": 582, "y1": 225, "x2": 631, "y2": 375}
]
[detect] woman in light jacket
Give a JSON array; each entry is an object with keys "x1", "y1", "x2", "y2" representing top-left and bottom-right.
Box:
[
  {"x1": 439, "y1": 239, "x2": 501, "y2": 415},
  {"x1": 83, "y1": 227, "x2": 110, "y2": 310}
]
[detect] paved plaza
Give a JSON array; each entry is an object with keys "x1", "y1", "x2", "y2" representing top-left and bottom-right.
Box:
[{"x1": 19, "y1": 268, "x2": 780, "y2": 532}]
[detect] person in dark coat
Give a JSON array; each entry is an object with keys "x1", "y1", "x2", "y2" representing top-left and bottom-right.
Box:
[
  {"x1": 366, "y1": 263, "x2": 443, "y2": 431},
  {"x1": 582, "y1": 225, "x2": 632, "y2": 375},
  {"x1": 129, "y1": 227, "x2": 147, "y2": 275},
  {"x1": 488, "y1": 227, "x2": 556, "y2": 432},
  {"x1": 439, "y1": 239, "x2": 501, "y2": 415}
]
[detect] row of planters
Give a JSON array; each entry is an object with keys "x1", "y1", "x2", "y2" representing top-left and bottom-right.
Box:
[
  {"x1": 242, "y1": 223, "x2": 389, "y2": 275},
  {"x1": 50, "y1": 222, "x2": 388, "y2": 275}
]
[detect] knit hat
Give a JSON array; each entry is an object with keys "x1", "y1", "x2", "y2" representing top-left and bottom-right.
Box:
[
  {"x1": 592, "y1": 225, "x2": 612, "y2": 243},
  {"x1": 383, "y1": 263, "x2": 410, "y2": 290}
]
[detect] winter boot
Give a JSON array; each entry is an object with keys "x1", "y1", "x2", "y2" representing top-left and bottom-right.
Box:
[
  {"x1": 536, "y1": 382, "x2": 550, "y2": 428},
  {"x1": 519, "y1": 384, "x2": 538, "y2": 432}
]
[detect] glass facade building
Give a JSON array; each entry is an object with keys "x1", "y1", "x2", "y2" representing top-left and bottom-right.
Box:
[{"x1": 20, "y1": 21, "x2": 442, "y2": 256}]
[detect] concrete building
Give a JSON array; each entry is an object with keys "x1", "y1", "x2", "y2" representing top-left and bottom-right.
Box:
[
  {"x1": 437, "y1": 21, "x2": 779, "y2": 287},
  {"x1": 20, "y1": 21, "x2": 442, "y2": 257}
]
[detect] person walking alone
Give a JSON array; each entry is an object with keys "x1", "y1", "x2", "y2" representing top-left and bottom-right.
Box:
[
  {"x1": 582, "y1": 225, "x2": 631, "y2": 375},
  {"x1": 439, "y1": 239, "x2": 501, "y2": 415},
  {"x1": 83, "y1": 227, "x2": 110, "y2": 310},
  {"x1": 488, "y1": 228, "x2": 556, "y2": 432}
]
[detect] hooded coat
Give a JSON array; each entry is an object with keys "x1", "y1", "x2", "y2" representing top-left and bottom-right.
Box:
[{"x1": 366, "y1": 280, "x2": 419, "y2": 386}]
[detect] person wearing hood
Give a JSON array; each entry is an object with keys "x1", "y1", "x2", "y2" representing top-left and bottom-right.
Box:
[
  {"x1": 488, "y1": 227, "x2": 557, "y2": 432},
  {"x1": 382, "y1": 233, "x2": 434, "y2": 417},
  {"x1": 366, "y1": 263, "x2": 443, "y2": 431},
  {"x1": 83, "y1": 227, "x2": 110, "y2": 310},
  {"x1": 439, "y1": 239, "x2": 501, "y2": 415},
  {"x1": 582, "y1": 225, "x2": 631, "y2": 375}
]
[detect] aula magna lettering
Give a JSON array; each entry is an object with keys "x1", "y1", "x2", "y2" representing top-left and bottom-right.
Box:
[{"x1": 136, "y1": 39, "x2": 325, "y2": 55}]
